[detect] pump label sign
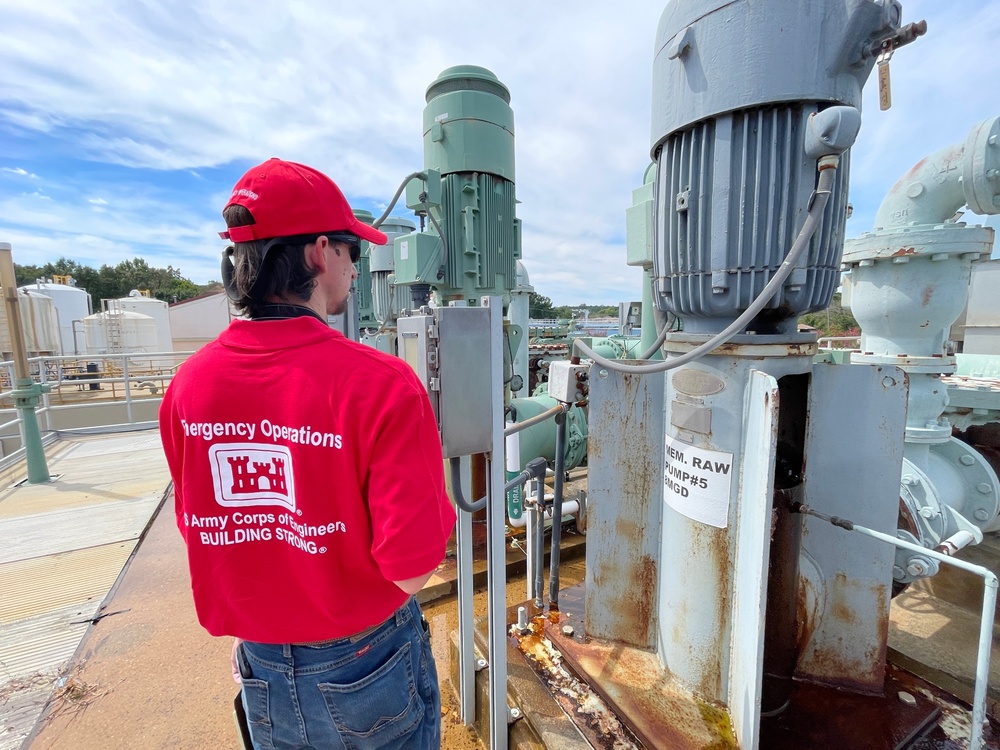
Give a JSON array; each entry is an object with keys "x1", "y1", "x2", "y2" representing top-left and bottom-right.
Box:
[{"x1": 663, "y1": 435, "x2": 733, "y2": 528}]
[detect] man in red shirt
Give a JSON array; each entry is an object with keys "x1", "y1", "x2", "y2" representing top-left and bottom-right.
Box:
[{"x1": 159, "y1": 158, "x2": 456, "y2": 749}]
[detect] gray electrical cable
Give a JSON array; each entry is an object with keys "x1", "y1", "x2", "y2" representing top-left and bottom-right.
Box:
[
  {"x1": 422, "y1": 202, "x2": 449, "y2": 278},
  {"x1": 371, "y1": 171, "x2": 450, "y2": 279},
  {"x1": 574, "y1": 160, "x2": 839, "y2": 375},
  {"x1": 372, "y1": 172, "x2": 426, "y2": 229},
  {"x1": 638, "y1": 318, "x2": 670, "y2": 360},
  {"x1": 449, "y1": 456, "x2": 547, "y2": 513}
]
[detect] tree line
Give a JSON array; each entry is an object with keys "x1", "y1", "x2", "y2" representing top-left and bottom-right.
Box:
[
  {"x1": 530, "y1": 291, "x2": 858, "y2": 337},
  {"x1": 14, "y1": 257, "x2": 217, "y2": 306},
  {"x1": 529, "y1": 293, "x2": 617, "y2": 320}
]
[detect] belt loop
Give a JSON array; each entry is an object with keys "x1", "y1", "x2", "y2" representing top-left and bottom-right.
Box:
[
  {"x1": 282, "y1": 644, "x2": 292, "y2": 658},
  {"x1": 396, "y1": 596, "x2": 412, "y2": 626}
]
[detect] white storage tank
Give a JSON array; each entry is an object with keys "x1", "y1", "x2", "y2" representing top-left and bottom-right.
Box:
[
  {"x1": 82, "y1": 310, "x2": 158, "y2": 354},
  {"x1": 109, "y1": 291, "x2": 172, "y2": 353},
  {"x1": 19, "y1": 278, "x2": 92, "y2": 355},
  {"x1": 0, "y1": 290, "x2": 61, "y2": 356}
]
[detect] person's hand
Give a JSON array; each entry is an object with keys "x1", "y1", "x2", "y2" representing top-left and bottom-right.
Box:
[{"x1": 231, "y1": 638, "x2": 245, "y2": 684}]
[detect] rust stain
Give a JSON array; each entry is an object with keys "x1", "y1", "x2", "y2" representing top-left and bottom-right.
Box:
[
  {"x1": 829, "y1": 572, "x2": 858, "y2": 627},
  {"x1": 799, "y1": 573, "x2": 888, "y2": 693},
  {"x1": 629, "y1": 555, "x2": 657, "y2": 641},
  {"x1": 539, "y1": 591, "x2": 737, "y2": 750},
  {"x1": 759, "y1": 664, "x2": 947, "y2": 749},
  {"x1": 796, "y1": 574, "x2": 818, "y2": 657},
  {"x1": 892, "y1": 247, "x2": 917, "y2": 256},
  {"x1": 685, "y1": 522, "x2": 729, "y2": 699},
  {"x1": 921, "y1": 285, "x2": 935, "y2": 306},
  {"x1": 587, "y1": 367, "x2": 661, "y2": 648},
  {"x1": 615, "y1": 517, "x2": 641, "y2": 539}
]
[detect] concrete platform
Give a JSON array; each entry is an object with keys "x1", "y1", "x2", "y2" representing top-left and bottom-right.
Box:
[
  {"x1": 3, "y1": 433, "x2": 586, "y2": 750},
  {"x1": 0, "y1": 430, "x2": 170, "y2": 750}
]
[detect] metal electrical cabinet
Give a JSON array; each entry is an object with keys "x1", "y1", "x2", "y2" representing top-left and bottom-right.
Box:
[{"x1": 397, "y1": 305, "x2": 493, "y2": 458}]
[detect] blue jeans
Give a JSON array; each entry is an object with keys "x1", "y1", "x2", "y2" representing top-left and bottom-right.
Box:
[{"x1": 238, "y1": 597, "x2": 440, "y2": 750}]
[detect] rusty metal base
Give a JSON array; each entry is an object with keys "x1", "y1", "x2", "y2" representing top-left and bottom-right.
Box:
[
  {"x1": 526, "y1": 583, "x2": 999, "y2": 750},
  {"x1": 758, "y1": 666, "x2": 937, "y2": 749},
  {"x1": 540, "y1": 584, "x2": 736, "y2": 749},
  {"x1": 758, "y1": 661, "x2": 1000, "y2": 750}
]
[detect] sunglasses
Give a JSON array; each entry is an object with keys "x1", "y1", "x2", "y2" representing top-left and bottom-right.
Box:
[{"x1": 262, "y1": 232, "x2": 361, "y2": 263}]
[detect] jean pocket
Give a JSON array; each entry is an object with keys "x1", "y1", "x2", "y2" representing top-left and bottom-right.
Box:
[
  {"x1": 318, "y1": 641, "x2": 425, "y2": 750},
  {"x1": 240, "y1": 678, "x2": 274, "y2": 749}
]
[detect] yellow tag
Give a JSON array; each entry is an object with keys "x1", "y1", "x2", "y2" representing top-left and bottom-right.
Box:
[{"x1": 878, "y1": 60, "x2": 892, "y2": 111}]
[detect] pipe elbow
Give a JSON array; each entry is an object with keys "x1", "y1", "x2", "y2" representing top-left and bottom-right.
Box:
[{"x1": 875, "y1": 116, "x2": 1000, "y2": 229}]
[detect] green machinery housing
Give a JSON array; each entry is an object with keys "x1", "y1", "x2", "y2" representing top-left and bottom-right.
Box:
[{"x1": 392, "y1": 65, "x2": 522, "y2": 307}]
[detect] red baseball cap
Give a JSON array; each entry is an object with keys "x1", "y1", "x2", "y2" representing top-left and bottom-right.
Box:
[{"x1": 220, "y1": 158, "x2": 388, "y2": 246}]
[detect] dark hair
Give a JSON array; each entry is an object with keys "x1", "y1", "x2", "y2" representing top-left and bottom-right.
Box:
[{"x1": 223, "y1": 204, "x2": 320, "y2": 318}]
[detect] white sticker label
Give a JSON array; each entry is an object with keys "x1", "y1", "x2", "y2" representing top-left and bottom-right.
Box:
[
  {"x1": 663, "y1": 434, "x2": 733, "y2": 528},
  {"x1": 434, "y1": 112, "x2": 449, "y2": 122},
  {"x1": 399, "y1": 239, "x2": 409, "y2": 260}
]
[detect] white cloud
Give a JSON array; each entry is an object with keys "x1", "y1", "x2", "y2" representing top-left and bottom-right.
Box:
[
  {"x1": 2, "y1": 166, "x2": 38, "y2": 178},
  {"x1": 0, "y1": 0, "x2": 996, "y2": 305}
]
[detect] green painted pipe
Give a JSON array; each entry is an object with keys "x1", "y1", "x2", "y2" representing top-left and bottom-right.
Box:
[{"x1": 509, "y1": 395, "x2": 587, "y2": 471}]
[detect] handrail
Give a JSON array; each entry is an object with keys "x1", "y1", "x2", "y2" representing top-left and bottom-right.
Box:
[
  {"x1": 796, "y1": 503, "x2": 996, "y2": 750},
  {"x1": 817, "y1": 336, "x2": 861, "y2": 350},
  {"x1": 0, "y1": 350, "x2": 195, "y2": 449}
]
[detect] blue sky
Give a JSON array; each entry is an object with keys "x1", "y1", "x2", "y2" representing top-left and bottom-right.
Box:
[{"x1": 0, "y1": 0, "x2": 998, "y2": 306}]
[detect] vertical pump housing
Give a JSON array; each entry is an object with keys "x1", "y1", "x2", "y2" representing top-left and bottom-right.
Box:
[
  {"x1": 650, "y1": 0, "x2": 903, "y2": 334},
  {"x1": 393, "y1": 65, "x2": 522, "y2": 305}
]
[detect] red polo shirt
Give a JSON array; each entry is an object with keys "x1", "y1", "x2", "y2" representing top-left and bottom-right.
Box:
[{"x1": 159, "y1": 316, "x2": 455, "y2": 643}]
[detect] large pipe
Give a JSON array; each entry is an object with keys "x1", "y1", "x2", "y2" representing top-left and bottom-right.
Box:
[{"x1": 874, "y1": 116, "x2": 1000, "y2": 230}]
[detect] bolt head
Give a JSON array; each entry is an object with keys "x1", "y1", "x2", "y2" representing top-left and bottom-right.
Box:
[
  {"x1": 906, "y1": 562, "x2": 926, "y2": 577},
  {"x1": 561, "y1": 625, "x2": 575, "y2": 637},
  {"x1": 977, "y1": 483, "x2": 994, "y2": 495},
  {"x1": 975, "y1": 508, "x2": 991, "y2": 521},
  {"x1": 960, "y1": 454, "x2": 976, "y2": 466}
]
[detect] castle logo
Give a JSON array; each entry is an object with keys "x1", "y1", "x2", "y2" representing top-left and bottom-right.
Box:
[{"x1": 209, "y1": 442, "x2": 295, "y2": 512}]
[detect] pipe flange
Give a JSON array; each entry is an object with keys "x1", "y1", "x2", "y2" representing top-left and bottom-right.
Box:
[
  {"x1": 926, "y1": 437, "x2": 1000, "y2": 531},
  {"x1": 842, "y1": 223, "x2": 994, "y2": 266},
  {"x1": 850, "y1": 352, "x2": 956, "y2": 374},
  {"x1": 899, "y1": 459, "x2": 947, "y2": 543},
  {"x1": 892, "y1": 529, "x2": 924, "y2": 586},
  {"x1": 962, "y1": 116, "x2": 1000, "y2": 216},
  {"x1": 903, "y1": 424, "x2": 954, "y2": 443}
]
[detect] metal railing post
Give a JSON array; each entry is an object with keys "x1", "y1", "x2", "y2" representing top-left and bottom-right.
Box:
[
  {"x1": 800, "y1": 506, "x2": 997, "y2": 750},
  {"x1": 0, "y1": 243, "x2": 50, "y2": 483}
]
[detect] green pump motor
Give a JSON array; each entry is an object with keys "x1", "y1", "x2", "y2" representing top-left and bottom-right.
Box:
[
  {"x1": 393, "y1": 65, "x2": 522, "y2": 307},
  {"x1": 353, "y1": 209, "x2": 377, "y2": 331}
]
